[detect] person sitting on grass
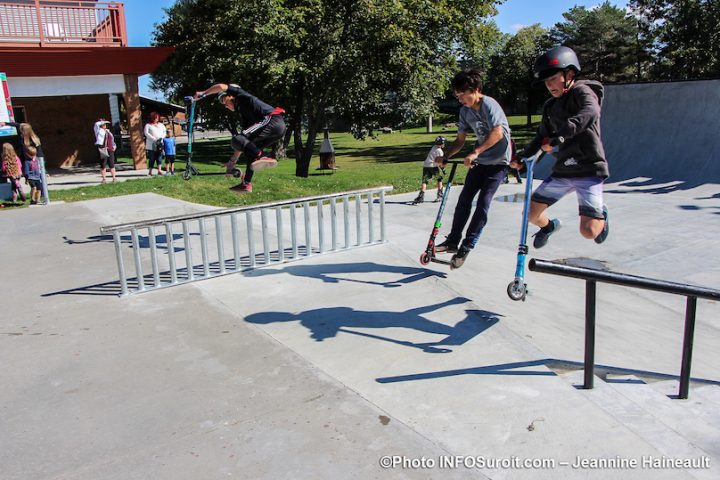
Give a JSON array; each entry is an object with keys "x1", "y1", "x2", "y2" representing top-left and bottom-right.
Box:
[{"x1": 194, "y1": 83, "x2": 286, "y2": 193}]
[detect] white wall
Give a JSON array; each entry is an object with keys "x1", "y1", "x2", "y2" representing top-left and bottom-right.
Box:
[{"x1": 6, "y1": 74, "x2": 126, "y2": 97}]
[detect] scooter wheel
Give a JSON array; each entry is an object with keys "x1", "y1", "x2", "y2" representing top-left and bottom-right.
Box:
[
  {"x1": 419, "y1": 252, "x2": 431, "y2": 265},
  {"x1": 507, "y1": 280, "x2": 527, "y2": 301},
  {"x1": 231, "y1": 168, "x2": 242, "y2": 178},
  {"x1": 182, "y1": 170, "x2": 192, "y2": 181}
]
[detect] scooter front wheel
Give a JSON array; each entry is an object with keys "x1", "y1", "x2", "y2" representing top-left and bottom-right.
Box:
[
  {"x1": 231, "y1": 168, "x2": 242, "y2": 178},
  {"x1": 420, "y1": 252, "x2": 431, "y2": 265},
  {"x1": 182, "y1": 169, "x2": 192, "y2": 181},
  {"x1": 507, "y1": 280, "x2": 527, "y2": 301}
]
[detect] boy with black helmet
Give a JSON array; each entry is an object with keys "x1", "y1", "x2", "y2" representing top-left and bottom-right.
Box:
[
  {"x1": 412, "y1": 136, "x2": 446, "y2": 204},
  {"x1": 194, "y1": 83, "x2": 286, "y2": 193},
  {"x1": 435, "y1": 69, "x2": 512, "y2": 269},
  {"x1": 512, "y1": 45, "x2": 610, "y2": 248}
]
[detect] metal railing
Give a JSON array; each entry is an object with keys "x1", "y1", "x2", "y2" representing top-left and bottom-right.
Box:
[
  {"x1": 529, "y1": 258, "x2": 720, "y2": 399},
  {"x1": 100, "y1": 187, "x2": 392, "y2": 296},
  {"x1": 0, "y1": 0, "x2": 127, "y2": 47}
]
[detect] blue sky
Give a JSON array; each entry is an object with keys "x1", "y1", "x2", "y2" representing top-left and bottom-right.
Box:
[{"x1": 127, "y1": 0, "x2": 627, "y2": 99}]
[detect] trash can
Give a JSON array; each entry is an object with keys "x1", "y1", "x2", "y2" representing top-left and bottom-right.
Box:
[{"x1": 318, "y1": 127, "x2": 336, "y2": 170}]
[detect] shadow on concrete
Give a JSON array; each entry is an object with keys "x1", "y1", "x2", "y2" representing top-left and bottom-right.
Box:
[
  {"x1": 247, "y1": 261, "x2": 447, "y2": 287},
  {"x1": 42, "y1": 279, "x2": 123, "y2": 297},
  {"x1": 604, "y1": 178, "x2": 718, "y2": 195},
  {"x1": 376, "y1": 357, "x2": 720, "y2": 385},
  {"x1": 245, "y1": 298, "x2": 500, "y2": 353},
  {"x1": 63, "y1": 233, "x2": 196, "y2": 252},
  {"x1": 376, "y1": 359, "x2": 557, "y2": 383}
]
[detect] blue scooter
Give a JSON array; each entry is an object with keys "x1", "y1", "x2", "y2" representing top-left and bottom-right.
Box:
[{"x1": 507, "y1": 150, "x2": 546, "y2": 301}]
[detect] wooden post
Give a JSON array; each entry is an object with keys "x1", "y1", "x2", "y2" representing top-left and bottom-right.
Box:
[{"x1": 123, "y1": 74, "x2": 146, "y2": 169}]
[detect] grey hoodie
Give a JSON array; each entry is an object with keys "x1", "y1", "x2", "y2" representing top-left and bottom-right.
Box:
[{"x1": 522, "y1": 79, "x2": 609, "y2": 179}]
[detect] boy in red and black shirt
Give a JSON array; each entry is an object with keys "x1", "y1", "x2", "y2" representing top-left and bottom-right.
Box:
[{"x1": 195, "y1": 83, "x2": 286, "y2": 192}]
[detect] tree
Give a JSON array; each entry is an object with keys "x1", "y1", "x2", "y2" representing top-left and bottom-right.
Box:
[
  {"x1": 459, "y1": 20, "x2": 508, "y2": 74},
  {"x1": 151, "y1": 0, "x2": 503, "y2": 177},
  {"x1": 629, "y1": 0, "x2": 720, "y2": 80},
  {"x1": 546, "y1": 1, "x2": 638, "y2": 83},
  {"x1": 488, "y1": 24, "x2": 547, "y2": 125}
]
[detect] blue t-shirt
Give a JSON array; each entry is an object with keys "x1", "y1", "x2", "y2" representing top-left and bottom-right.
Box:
[
  {"x1": 457, "y1": 95, "x2": 511, "y2": 165},
  {"x1": 162, "y1": 137, "x2": 176, "y2": 155}
]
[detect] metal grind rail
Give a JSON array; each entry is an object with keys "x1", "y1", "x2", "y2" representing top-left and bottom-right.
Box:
[
  {"x1": 529, "y1": 258, "x2": 720, "y2": 399},
  {"x1": 101, "y1": 186, "x2": 393, "y2": 296}
]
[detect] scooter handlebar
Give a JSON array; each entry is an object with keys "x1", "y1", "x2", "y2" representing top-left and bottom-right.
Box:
[{"x1": 519, "y1": 150, "x2": 546, "y2": 164}]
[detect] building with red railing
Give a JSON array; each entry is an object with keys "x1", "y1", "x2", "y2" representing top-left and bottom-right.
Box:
[{"x1": 0, "y1": 0, "x2": 174, "y2": 169}]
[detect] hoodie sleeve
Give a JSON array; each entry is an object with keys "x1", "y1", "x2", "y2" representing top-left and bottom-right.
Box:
[
  {"x1": 556, "y1": 85, "x2": 601, "y2": 139},
  {"x1": 520, "y1": 112, "x2": 552, "y2": 158}
]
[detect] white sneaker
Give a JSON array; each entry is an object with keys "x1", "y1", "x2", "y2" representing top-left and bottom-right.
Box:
[{"x1": 250, "y1": 157, "x2": 278, "y2": 171}]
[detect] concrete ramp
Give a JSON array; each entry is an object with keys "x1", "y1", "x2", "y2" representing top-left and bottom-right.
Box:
[{"x1": 601, "y1": 80, "x2": 720, "y2": 186}]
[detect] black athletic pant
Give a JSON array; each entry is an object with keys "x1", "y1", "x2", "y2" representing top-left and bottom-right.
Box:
[{"x1": 231, "y1": 115, "x2": 286, "y2": 183}]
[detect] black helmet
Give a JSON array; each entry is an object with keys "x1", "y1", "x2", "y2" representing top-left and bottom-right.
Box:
[
  {"x1": 434, "y1": 136, "x2": 446, "y2": 145},
  {"x1": 533, "y1": 46, "x2": 581, "y2": 81}
]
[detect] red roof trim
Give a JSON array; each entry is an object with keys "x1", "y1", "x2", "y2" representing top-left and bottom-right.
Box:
[{"x1": 0, "y1": 46, "x2": 174, "y2": 77}]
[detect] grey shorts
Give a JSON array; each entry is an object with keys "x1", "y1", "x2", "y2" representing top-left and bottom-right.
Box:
[{"x1": 532, "y1": 176, "x2": 605, "y2": 219}]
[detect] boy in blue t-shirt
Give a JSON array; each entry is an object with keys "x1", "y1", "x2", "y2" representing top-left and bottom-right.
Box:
[
  {"x1": 434, "y1": 69, "x2": 511, "y2": 269},
  {"x1": 162, "y1": 128, "x2": 177, "y2": 176}
]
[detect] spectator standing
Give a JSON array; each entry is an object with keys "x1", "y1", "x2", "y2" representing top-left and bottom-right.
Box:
[
  {"x1": 162, "y1": 127, "x2": 177, "y2": 175},
  {"x1": 94, "y1": 119, "x2": 117, "y2": 183},
  {"x1": 1, "y1": 142, "x2": 25, "y2": 202},
  {"x1": 144, "y1": 112, "x2": 166, "y2": 176}
]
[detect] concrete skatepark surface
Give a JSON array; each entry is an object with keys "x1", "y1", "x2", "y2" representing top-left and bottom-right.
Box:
[{"x1": 1, "y1": 170, "x2": 719, "y2": 479}]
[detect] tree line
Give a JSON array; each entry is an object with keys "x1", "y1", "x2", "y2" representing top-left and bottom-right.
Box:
[{"x1": 151, "y1": 0, "x2": 719, "y2": 177}]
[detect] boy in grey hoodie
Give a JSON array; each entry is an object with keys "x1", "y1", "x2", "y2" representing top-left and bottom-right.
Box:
[{"x1": 512, "y1": 46, "x2": 609, "y2": 248}]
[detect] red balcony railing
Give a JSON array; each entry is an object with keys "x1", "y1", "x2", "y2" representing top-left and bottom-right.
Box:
[{"x1": 0, "y1": 0, "x2": 127, "y2": 47}]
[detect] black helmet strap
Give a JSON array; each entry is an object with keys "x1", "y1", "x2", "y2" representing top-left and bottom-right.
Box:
[{"x1": 562, "y1": 70, "x2": 575, "y2": 95}]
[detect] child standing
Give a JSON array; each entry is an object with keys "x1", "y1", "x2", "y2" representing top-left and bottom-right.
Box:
[
  {"x1": 435, "y1": 69, "x2": 512, "y2": 269},
  {"x1": 1, "y1": 143, "x2": 25, "y2": 202},
  {"x1": 5, "y1": 123, "x2": 46, "y2": 204},
  {"x1": 412, "y1": 136, "x2": 446, "y2": 204},
  {"x1": 194, "y1": 83, "x2": 286, "y2": 193},
  {"x1": 511, "y1": 46, "x2": 609, "y2": 248},
  {"x1": 162, "y1": 128, "x2": 177, "y2": 175},
  {"x1": 22, "y1": 145, "x2": 43, "y2": 204}
]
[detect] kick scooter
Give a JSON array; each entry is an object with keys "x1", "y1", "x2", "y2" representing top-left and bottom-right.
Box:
[
  {"x1": 419, "y1": 160, "x2": 463, "y2": 268},
  {"x1": 507, "y1": 150, "x2": 546, "y2": 301},
  {"x1": 182, "y1": 95, "x2": 241, "y2": 181}
]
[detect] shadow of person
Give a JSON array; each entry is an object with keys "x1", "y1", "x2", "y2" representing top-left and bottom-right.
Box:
[
  {"x1": 247, "y1": 261, "x2": 447, "y2": 287},
  {"x1": 63, "y1": 232, "x2": 193, "y2": 252},
  {"x1": 245, "y1": 297, "x2": 501, "y2": 353}
]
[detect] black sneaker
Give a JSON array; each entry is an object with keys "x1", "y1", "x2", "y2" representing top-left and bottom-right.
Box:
[
  {"x1": 434, "y1": 191, "x2": 444, "y2": 203},
  {"x1": 594, "y1": 206, "x2": 609, "y2": 244},
  {"x1": 435, "y1": 239, "x2": 458, "y2": 253},
  {"x1": 411, "y1": 192, "x2": 424, "y2": 205},
  {"x1": 450, "y1": 245, "x2": 471, "y2": 269},
  {"x1": 532, "y1": 219, "x2": 561, "y2": 249}
]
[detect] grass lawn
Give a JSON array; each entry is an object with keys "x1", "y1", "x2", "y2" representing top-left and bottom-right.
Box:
[{"x1": 42, "y1": 115, "x2": 540, "y2": 209}]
